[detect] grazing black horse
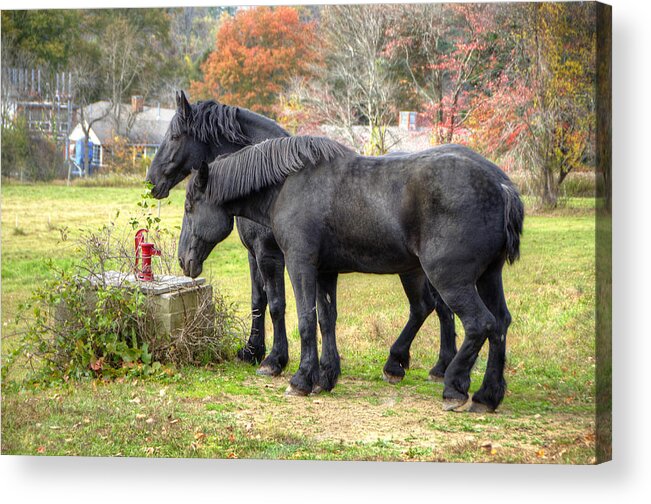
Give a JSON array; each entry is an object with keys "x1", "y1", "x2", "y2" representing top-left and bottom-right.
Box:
[
  {"x1": 179, "y1": 136, "x2": 524, "y2": 412},
  {"x1": 146, "y1": 91, "x2": 458, "y2": 383},
  {"x1": 147, "y1": 92, "x2": 291, "y2": 376}
]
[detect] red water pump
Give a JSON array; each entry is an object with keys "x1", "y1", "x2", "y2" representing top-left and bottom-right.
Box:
[{"x1": 134, "y1": 229, "x2": 161, "y2": 281}]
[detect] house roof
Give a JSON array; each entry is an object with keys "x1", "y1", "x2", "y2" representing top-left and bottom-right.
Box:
[{"x1": 72, "y1": 100, "x2": 175, "y2": 146}]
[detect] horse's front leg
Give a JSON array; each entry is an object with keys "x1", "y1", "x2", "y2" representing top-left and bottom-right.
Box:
[
  {"x1": 256, "y1": 252, "x2": 289, "y2": 377},
  {"x1": 237, "y1": 251, "x2": 267, "y2": 364},
  {"x1": 314, "y1": 272, "x2": 340, "y2": 393},
  {"x1": 285, "y1": 258, "x2": 320, "y2": 396}
]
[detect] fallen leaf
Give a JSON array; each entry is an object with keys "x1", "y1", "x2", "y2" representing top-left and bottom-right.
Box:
[
  {"x1": 135, "y1": 413, "x2": 146, "y2": 420},
  {"x1": 227, "y1": 452, "x2": 238, "y2": 459},
  {"x1": 169, "y1": 418, "x2": 180, "y2": 425},
  {"x1": 129, "y1": 397, "x2": 141, "y2": 404},
  {"x1": 145, "y1": 417, "x2": 154, "y2": 424},
  {"x1": 194, "y1": 432, "x2": 207, "y2": 441},
  {"x1": 90, "y1": 357, "x2": 104, "y2": 371},
  {"x1": 37, "y1": 446, "x2": 46, "y2": 454},
  {"x1": 536, "y1": 448, "x2": 546, "y2": 458}
]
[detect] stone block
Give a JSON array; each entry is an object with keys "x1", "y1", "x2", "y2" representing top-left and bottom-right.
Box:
[{"x1": 56, "y1": 272, "x2": 216, "y2": 343}]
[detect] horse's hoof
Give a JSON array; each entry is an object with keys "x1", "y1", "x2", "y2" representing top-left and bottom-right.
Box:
[
  {"x1": 285, "y1": 384, "x2": 309, "y2": 397},
  {"x1": 256, "y1": 365, "x2": 280, "y2": 377},
  {"x1": 237, "y1": 348, "x2": 262, "y2": 365},
  {"x1": 428, "y1": 373, "x2": 444, "y2": 383},
  {"x1": 383, "y1": 371, "x2": 404, "y2": 384},
  {"x1": 310, "y1": 384, "x2": 323, "y2": 395},
  {"x1": 468, "y1": 401, "x2": 495, "y2": 414},
  {"x1": 443, "y1": 397, "x2": 469, "y2": 412}
]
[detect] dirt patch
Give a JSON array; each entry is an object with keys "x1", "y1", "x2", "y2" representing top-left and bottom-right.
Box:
[{"x1": 215, "y1": 374, "x2": 595, "y2": 463}]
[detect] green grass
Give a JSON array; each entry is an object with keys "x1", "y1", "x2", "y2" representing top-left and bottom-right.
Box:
[{"x1": 1, "y1": 183, "x2": 600, "y2": 463}]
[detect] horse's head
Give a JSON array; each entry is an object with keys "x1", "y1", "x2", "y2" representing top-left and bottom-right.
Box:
[
  {"x1": 178, "y1": 161, "x2": 234, "y2": 278},
  {"x1": 146, "y1": 91, "x2": 211, "y2": 199}
]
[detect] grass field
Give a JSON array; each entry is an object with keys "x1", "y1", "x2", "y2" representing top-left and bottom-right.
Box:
[{"x1": 1, "y1": 183, "x2": 598, "y2": 463}]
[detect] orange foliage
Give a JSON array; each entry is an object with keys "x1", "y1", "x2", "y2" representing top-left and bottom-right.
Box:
[{"x1": 190, "y1": 7, "x2": 317, "y2": 117}]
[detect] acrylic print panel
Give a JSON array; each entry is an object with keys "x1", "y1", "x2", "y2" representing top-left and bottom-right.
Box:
[{"x1": 1, "y1": 2, "x2": 611, "y2": 464}]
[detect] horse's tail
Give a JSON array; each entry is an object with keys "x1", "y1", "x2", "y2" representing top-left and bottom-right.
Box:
[{"x1": 501, "y1": 182, "x2": 525, "y2": 265}]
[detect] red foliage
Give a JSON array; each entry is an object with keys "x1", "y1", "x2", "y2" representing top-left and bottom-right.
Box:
[{"x1": 190, "y1": 7, "x2": 317, "y2": 117}]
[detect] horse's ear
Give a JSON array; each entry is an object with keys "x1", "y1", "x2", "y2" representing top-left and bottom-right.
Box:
[
  {"x1": 175, "y1": 90, "x2": 181, "y2": 108},
  {"x1": 194, "y1": 160, "x2": 209, "y2": 191},
  {"x1": 178, "y1": 91, "x2": 192, "y2": 120}
]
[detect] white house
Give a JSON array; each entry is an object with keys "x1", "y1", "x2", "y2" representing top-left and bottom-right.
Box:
[{"x1": 68, "y1": 96, "x2": 175, "y2": 172}]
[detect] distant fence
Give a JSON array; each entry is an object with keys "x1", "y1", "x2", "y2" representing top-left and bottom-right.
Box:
[
  {"x1": 2, "y1": 67, "x2": 73, "y2": 101},
  {"x1": 2, "y1": 66, "x2": 77, "y2": 148}
]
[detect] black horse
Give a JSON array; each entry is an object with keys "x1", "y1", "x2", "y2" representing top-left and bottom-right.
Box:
[
  {"x1": 146, "y1": 92, "x2": 457, "y2": 383},
  {"x1": 179, "y1": 136, "x2": 524, "y2": 412},
  {"x1": 147, "y1": 92, "x2": 291, "y2": 376}
]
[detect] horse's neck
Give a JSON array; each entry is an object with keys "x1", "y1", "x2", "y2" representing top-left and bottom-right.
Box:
[
  {"x1": 236, "y1": 109, "x2": 290, "y2": 143},
  {"x1": 223, "y1": 184, "x2": 280, "y2": 229},
  {"x1": 203, "y1": 109, "x2": 289, "y2": 160}
]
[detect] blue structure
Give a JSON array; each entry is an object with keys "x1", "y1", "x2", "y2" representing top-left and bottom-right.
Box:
[{"x1": 74, "y1": 139, "x2": 95, "y2": 175}]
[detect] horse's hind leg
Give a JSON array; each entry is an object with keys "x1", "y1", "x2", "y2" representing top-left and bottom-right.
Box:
[
  {"x1": 314, "y1": 272, "x2": 340, "y2": 393},
  {"x1": 383, "y1": 270, "x2": 436, "y2": 383},
  {"x1": 422, "y1": 263, "x2": 498, "y2": 411},
  {"x1": 256, "y1": 252, "x2": 289, "y2": 377},
  {"x1": 237, "y1": 252, "x2": 267, "y2": 364},
  {"x1": 468, "y1": 260, "x2": 511, "y2": 413},
  {"x1": 428, "y1": 287, "x2": 458, "y2": 382}
]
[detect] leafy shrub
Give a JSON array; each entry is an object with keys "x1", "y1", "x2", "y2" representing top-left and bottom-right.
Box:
[
  {"x1": 106, "y1": 135, "x2": 151, "y2": 176},
  {"x1": 2, "y1": 188, "x2": 244, "y2": 386},
  {"x1": 508, "y1": 170, "x2": 597, "y2": 199},
  {"x1": 1, "y1": 117, "x2": 65, "y2": 181},
  {"x1": 70, "y1": 172, "x2": 145, "y2": 188}
]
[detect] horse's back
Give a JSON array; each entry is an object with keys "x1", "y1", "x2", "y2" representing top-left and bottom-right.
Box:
[{"x1": 272, "y1": 144, "x2": 517, "y2": 274}]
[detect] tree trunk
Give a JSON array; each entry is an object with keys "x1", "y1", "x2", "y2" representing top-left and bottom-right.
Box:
[{"x1": 541, "y1": 166, "x2": 558, "y2": 208}]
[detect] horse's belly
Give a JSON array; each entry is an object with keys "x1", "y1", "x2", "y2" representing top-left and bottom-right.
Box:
[{"x1": 317, "y1": 231, "x2": 418, "y2": 274}]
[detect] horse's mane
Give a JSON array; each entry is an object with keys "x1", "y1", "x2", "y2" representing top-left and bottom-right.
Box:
[
  {"x1": 200, "y1": 136, "x2": 351, "y2": 204},
  {"x1": 170, "y1": 100, "x2": 249, "y2": 145}
]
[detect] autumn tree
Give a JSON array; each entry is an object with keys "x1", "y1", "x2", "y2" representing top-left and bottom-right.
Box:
[
  {"x1": 311, "y1": 4, "x2": 403, "y2": 154},
  {"x1": 396, "y1": 3, "x2": 506, "y2": 145},
  {"x1": 1, "y1": 10, "x2": 81, "y2": 70},
  {"x1": 83, "y1": 10, "x2": 174, "y2": 128},
  {"x1": 190, "y1": 6, "x2": 317, "y2": 117},
  {"x1": 470, "y1": 3, "x2": 596, "y2": 207}
]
